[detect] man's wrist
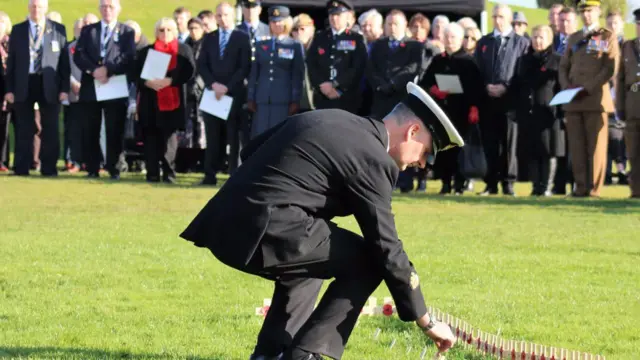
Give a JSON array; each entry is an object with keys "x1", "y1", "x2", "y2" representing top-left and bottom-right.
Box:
[{"x1": 416, "y1": 312, "x2": 437, "y2": 331}]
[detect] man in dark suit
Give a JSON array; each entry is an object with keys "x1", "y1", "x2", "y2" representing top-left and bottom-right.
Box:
[
  {"x1": 474, "y1": 3, "x2": 530, "y2": 196},
  {"x1": 366, "y1": 9, "x2": 422, "y2": 118},
  {"x1": 180, "y1": 82, "x2": 460, "y2": 360},
  {"x1": 73, "y1": 0, "x2": 135, "y2": 180},
  {"x1": 198, "y1": 1, "x2": 251, "y2": 185},
  {"x1": 236, "y1": 0, "x2": 270, "y2": 60},
  {"x1": 306, "y1": 0, "x2": 368, "y2": 114},
  {"x1": 4, "y1": 0, "x2": 69, "y2": 177}
]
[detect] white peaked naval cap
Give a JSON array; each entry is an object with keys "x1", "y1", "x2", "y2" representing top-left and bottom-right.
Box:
[{"x1": 401, "y1": 82, "x2": 465, "y2": 158}]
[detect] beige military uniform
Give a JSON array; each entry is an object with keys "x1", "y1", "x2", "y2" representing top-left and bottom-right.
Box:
[
  {"x1": 559, "y1": 26, "x2": 619, "y2": 197},
  {"x1": 615, "y1": 38, "x2": 640, "y2": 198}
]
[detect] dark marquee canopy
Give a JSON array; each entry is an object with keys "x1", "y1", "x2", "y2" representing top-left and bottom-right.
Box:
[{"x1": 259, "y1": 0, "x2": 485, "y2": 16}]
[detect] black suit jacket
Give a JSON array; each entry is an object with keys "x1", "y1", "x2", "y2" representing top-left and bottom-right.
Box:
[
  {"x1": 6, "y1": 19, "x2": 70, "y2": 103},
  {"x1": 180, "y1": 109, "x2": 427, "y2": 322},
  {"x1": 197, "y1": 29, "x2": 251, "y2": 98},
  {"x1": 73, "y1": 21, "x2": 136, "y2": 102},
  {"x1": 134, "y1": 43, "x2": 195, "y2": 131},
  {"x1": 366, "y1": 37, "x2": 422, "y2": 117},
  {"x1": 419, "y1": 50, "x2": 484, "y2": 136}
]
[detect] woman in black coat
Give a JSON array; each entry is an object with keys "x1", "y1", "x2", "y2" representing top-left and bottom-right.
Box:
[
  {"x1": 511, "y1": 25, "x2": 565, "y2": 196},
  {"x1": 134, "y1": 17, "x2": 195, "y2": 183},
  {"x1": 419, "y1": 22, "x2": 484, "y2": 195}
]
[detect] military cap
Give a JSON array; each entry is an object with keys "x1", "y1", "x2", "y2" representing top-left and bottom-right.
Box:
[
  {"x1": 400, "y1": 82, "x2": 464, "y2": 163},
  {"x1": 327, "y1": 0, "x2": 353, "y2": 15},
  {"x1": 576, "y1": 0, "x2": 600, "y2": 10},
  {"x1": 269, "y1": 5, "x2": 290, "y2": 22},
  {"x1": 634, "y1": 8, "x2": 640, "y2": 23},
  {"x1": 242, "y1": 0, "x2": 262, "y2": 8}
]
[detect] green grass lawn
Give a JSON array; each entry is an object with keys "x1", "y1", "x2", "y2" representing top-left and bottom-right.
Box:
[{"x1": 0, "y1": 173, "x2": 638, "y2": 360}]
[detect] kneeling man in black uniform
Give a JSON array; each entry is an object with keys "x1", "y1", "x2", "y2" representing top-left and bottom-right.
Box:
[{"x1": 180, "y1": 82, "x2": 463, "y2": 360}]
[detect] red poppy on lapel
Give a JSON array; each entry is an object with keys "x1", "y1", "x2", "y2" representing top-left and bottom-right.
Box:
[
  {"x1": 318, "y1": 47, "x2": 325, "y2": 55},
  {"x1": 70, "y1": 45, "x2": 76, "y2": 55},
  {"x1": 540, "y1": 66, "x2": 547, "y2": 72},
  {"x1": 482, "y1": 45, "x2": 487, "y2": 52},
  {"x1": 400, "y1": 42, "x2": 406, "y2": 48},
  {"x1": 262, "y1": 45, "x2": 268, "y2": 51}
]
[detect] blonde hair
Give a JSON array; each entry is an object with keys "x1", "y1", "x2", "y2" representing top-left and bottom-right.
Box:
[
  {"x1": 47, "y1": 11, "x2": 62, "y2": 23},
  {"x1": 0, "y1": 11, "x2": 12, "y2": 35},
  {"x1": 125, "y1": 19, "x2": 141, "y2": 36},
  {"x1": 155, "y1": 17, "x2": 178, "y2": 38},
  {"x1": 465, "y1": 26, "x2": 481, "y2": 41},
  {"x1": 531, "y1": 24, "x2": 553, "y2": 46}
]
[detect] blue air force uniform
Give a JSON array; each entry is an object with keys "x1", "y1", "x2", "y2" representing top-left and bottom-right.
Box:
[{"x1": 248, "y1": 35, "x2": 305, "y2": 138}]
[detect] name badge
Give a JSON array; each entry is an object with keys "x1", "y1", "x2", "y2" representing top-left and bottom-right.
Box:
[
  {"x1": 336, "y1": 40, "x2": 356, "y2": 51},
  {"x1": 278, "y1": 48, "x2": 294, "y2": 59},
  {"x1": 599, "y1": 40, "x2": 609, "y2": 53},
  {"x1": 51, "y1": 40, "x2": 60, "y2": 53},
  {"x1": 587, "y1": 39, "x2": 598, "y2": 53}
]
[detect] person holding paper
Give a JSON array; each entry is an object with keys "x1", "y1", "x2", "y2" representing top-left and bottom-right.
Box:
[
  {"x1": 247, "y1": 6, "x2": 304, "y2": 139},
  {"x1": 419, "y1": 22, "x2": 483, "y2": 195},
  {"x1": 4, "y1": 0, "x2": 70, "y2": 177},
  {"x1": 511, "y1": 25, "x2": 565, "y2": 196},
  {"x1": 73, "y1": 0, "x2": 135, "y2": 180},
  {"x1": 197, "y1": 2, "x2": 251, "y2": 185},
  {"x1": 133, "y1": 18, "x2": 195, "y2": 183},
  {"x1": 557, "y1": 0, "x2": 618, "y2": 197}
]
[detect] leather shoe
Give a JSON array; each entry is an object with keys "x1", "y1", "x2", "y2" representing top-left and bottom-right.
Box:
[{"x1": 249, "y1": 353, "x2": 283, "y2": 360}]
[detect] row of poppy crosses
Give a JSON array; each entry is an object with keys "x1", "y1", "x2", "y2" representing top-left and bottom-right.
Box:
[{"x1": 255, "y1": 297, "x2": 606, "y2": 360}]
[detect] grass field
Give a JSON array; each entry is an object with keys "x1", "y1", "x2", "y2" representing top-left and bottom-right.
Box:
[
  {"x1": 0, "y1": 173, "x2": 638, "y2": 360},
  {"x1": 0, "y1": 0, "x2": 638, "y2": 38}
]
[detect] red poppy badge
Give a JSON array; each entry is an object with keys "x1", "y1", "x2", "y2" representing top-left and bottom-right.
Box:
[
  {"x1": 262, "y1": 45, "x2": 268, "y2": 51},
  {"x1": 540, "y1": 66, "x2": 547, "y2": 72},
  {"x1": 318, "y1": 47, "x2": 325, "y2": 55},
  {"x1": 482, "y1": 45, "x2": 487, "y2": 52}
]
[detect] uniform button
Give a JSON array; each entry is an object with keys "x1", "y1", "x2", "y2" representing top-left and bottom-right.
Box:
[
  {"x1": 270, "y1": 53, "x2": 274, "y2": 57},
  {"x1": 330, "y1": 55, "x2": 334, "y2": 59},
  {"x1": 252, "y1": 57, "x2": 255, "y2": 61},
  {"x1": 252, "y1": 48, "x2": 256, "y2": 52},
  {"x1": 529, "y1": 110, "x2": 533, "y2": 114},
  {"x1": 270, "y1": 77, "x2": 273, "y2": 81},
  {"x1": 332, "y1": 45, "x2": 335, "y2": 49},
  {"x1": 270, "y1": 61, "x2": 273, "y2": 64},
  {"x1": 270, "y1": 69, "x2": 273, "y2": 73}
]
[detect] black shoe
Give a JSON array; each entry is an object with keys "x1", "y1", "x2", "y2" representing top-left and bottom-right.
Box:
[
  {"x1": 163, "y1": 177, "x2": 176, "y2": 184},
  {"x1": 417, "y1": 180, "x2": 427, "y2": 191},
  {"x1": 502, "y1": 183, "x2": 516, "y2": 196},
  {"x1": 199, "y1": 176, "x2": 217, "y2": 186},
  {"x1": 249, "y1": 354, "x2": 283, "y2": 360},
  {"x1": 87, "y1": 172, "x2": 99, "y2": 178},
  {"x1": 146, "y1": 176, "x2": 160, "y2": 183},
  {"x1": 439, "y1": 183, "x2": 452, "y2": 195},
  {"x1": 110, "y1": 174, "x2": 120, "y2": 180},
  {"x1": 478, "y1": 186, "x2": 498, "y2": 196}
]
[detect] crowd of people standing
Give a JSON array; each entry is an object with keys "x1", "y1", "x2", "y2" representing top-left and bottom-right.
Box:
[{"x1": 0, "y1": 0, "x2": 637, "y2": 198}]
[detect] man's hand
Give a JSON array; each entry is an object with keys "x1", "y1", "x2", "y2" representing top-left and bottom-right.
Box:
[
  {"x1": 288, "y1": 102, "x2": 299, "y2": 115},
  {"x1": 327, "y1": 88, "x2": 341, "y2": 100},
  {"x1": 247, "y1": 100, "x2": 257, "y2": 113},
  {"x1": 487, "y1": 84, "x2": 506, "y2": 98},
  {"x1": 71, "y1": 81, "x2": 81, "y2": 95},
  {"x1": 417, "y1": 313, "x2": 456, "y2": 354},
  {"x1": 93, "y1": 66, "x2": 108, "y2": 83},
  {"x1": 319, "y1": 81, "x2": 334, "y2": 97},
  {"x1": 155, "y1": 78, "x2": 172, "y2": 91},
  {"x1": 4, "y1": 93, "x2": 14, "y2": 104},
  {"x1": 59, "y1": 92, "x2": 69, "y2": 103},
  {"x1": 212, "y1": 82, "x2": 228, "y2": 100}
]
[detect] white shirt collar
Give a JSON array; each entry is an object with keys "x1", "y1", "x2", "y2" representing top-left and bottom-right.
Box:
[
  {"x1": 28, "y1": 18, "x2": 45, "y2": 29},
  {"x1": 101, "y1": 20, "x2": 117, "y2": 30},
  {"x1": 245, "y1": 21, "x2": 259, "y2": 30},
  {"x1": 583, "y1": 23, "x2": 598, "y2": 34},
  {"x1": 332, "y1": 28, "x2": 345, "y2": 36},
  {"x1": 493, "y1": 27, "x2": 513, "y2": 37}
]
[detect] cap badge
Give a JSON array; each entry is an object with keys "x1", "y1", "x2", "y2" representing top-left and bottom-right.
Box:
[
  {"x1": 332, "y1": 1, "x2": 339, "y2": 7},
  {"x1": 410, "y1": 272, "x2": 419, "y2": 290},
  {"x1": 273, "y1": 8, "x2": 279, "y2": 16}
]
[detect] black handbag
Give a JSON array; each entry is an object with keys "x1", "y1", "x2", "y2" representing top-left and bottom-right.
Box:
[{"x1": 458, "y1": 123, "x2": 488, "y2": 179}]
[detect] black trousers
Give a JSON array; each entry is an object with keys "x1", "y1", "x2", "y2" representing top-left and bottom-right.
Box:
[
  {"x1": 529, "y1": 156, "x2": 557, "y2": 194},
  {"x1": 481, "y1": 109, "x2": 518, "y2": 189},
  {"x1": 0, "y1": 110, "x2": 11, "y2": 167},
  {"x1": 242, "y1": 222, "x2": 383, "y2": 360},
  {"x1": 143, "y1": 125, "x2": 178, "y2": 181},
  {"x1": 203, "y1": 105, "x2": 249, "y2": 180},
  {"x1": 606, "y1": 126, "x2": 626, "y2": 180},
  {"x1": 63, "y1": 103, "x2": 84, "y2": 166},
  {"x1": 435, "y1": 147, "x2": 466, "y2": 191},
  {"x1": 13, "y1": 75, "x2": 60, "y2": 176},
  {"x1": 82, "y1": 99, "x2": 126, "y2": 176}
]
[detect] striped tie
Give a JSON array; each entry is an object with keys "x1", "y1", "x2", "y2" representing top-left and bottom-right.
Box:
[
  {"x1": 33, "y1": 24, "x2": 42, "y2": 73},
  {"x1": 220, "y1": 30, "x2": 228, "y2": 58}
]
